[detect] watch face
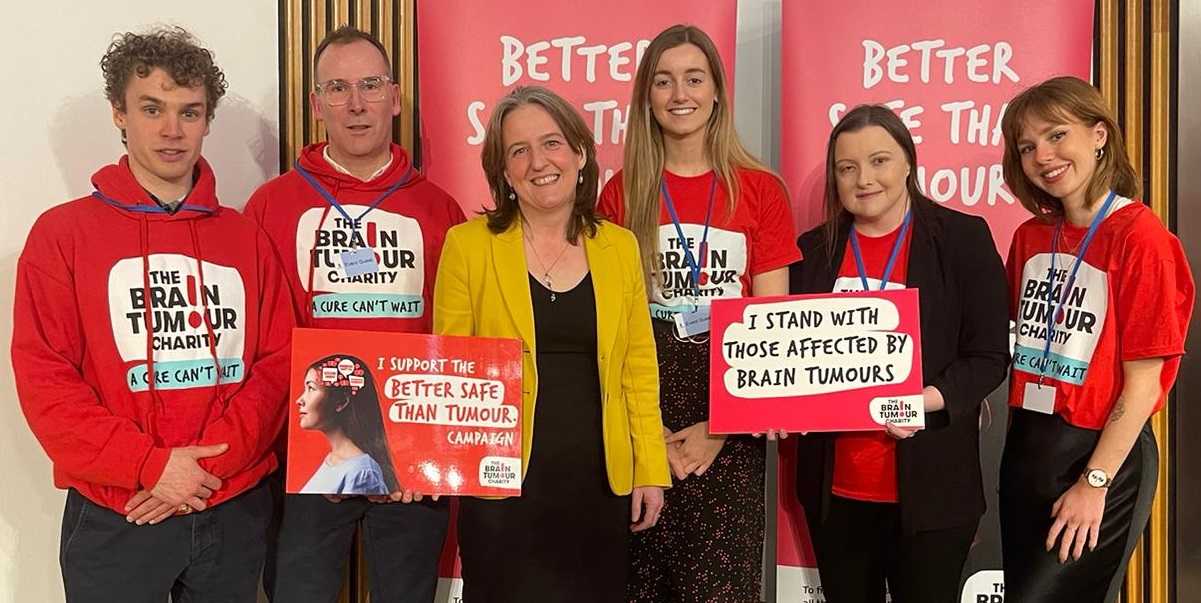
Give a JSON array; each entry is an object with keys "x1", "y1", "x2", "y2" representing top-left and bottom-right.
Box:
[{"x1": 1087, "y1": 469, "x2": 1108, "y2": 487}]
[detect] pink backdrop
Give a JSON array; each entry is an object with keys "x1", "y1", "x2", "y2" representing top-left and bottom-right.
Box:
[
  {"x1": 781, "y1": 0, "x2": 1094, "y2": 259},
  {"x1": 415, "y1": 3, "x2": 738, "y2": 597},
  {"x1": 417, "y1": 0, "x2": 739, "y2": 218},
  {"x1": 777, "y1": 2, "x2": 1094, "y2": 599}
]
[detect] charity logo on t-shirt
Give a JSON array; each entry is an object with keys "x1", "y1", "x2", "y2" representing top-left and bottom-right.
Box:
[
  {"x1": 296, "y1": 206, "x2": 426, "y2": 319},
  {"x1": 649, "y1": 223, "x2": 748, "y2": 321},
  {"x1": 108, "y1": 254, "x2": 247, "y2": 391},
  {"x1": 1012, "y1": 252, "x2": 1108, "y2": 385},
  {"x1": 833, "y1": 276, "x2": 906, "y2": 293}
]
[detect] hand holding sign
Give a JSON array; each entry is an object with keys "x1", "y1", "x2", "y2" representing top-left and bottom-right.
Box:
[{"x1": 709, "y1": 289, "x2": 925, "y2": 434}]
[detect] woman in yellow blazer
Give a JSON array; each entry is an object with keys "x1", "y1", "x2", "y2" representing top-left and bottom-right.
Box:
[{"x1": 433, "y1": 85, "x2": 671, "y2": 603}]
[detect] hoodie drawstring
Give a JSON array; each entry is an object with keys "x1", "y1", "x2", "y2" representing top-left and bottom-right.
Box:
[
  {"x1": 188, "y1": 220, "x2": 226, "y2": 439},
  {"x1": 138, "y1": 217, "x2": 162, "y2": 437},
  {"x1": 305, "y1": 203, "x2": 337, "y2": 326}
]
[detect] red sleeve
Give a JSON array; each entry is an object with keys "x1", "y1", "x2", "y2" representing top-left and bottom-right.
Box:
[
  {"x1": 597, "y1": 172, "x2": 626, "y2": 226},
  {"x1": 446, "y1": 193, "x2": 468, "y2": 226},
  {"x1": 747, "y1": 171, "x2": 802, "y2": 276},
  {"x1": 243, "y1": 186, "x2": 267, "y2": 223},
  {"x1": 12, "y1": 221, "x2": 170, "y2": 490},
  {"x1": 1113, "y1": 221, "x2": 1194, "y2": 361},
  {"x1": 195, "y1": 232, "x2": 296, "y2": 478}
]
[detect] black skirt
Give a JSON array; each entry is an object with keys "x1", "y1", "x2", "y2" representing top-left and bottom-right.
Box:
[
  {"x1": 998, "y1": 408, "x2": 1157, "y2": 603},
  {"x1": 458, "y1": 274, "x2": 629, "y2": 603}
]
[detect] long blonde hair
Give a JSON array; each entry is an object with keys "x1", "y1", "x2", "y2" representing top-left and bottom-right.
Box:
[{"x1": 621, "y1": 24, "x2": 779, "y2": 292}]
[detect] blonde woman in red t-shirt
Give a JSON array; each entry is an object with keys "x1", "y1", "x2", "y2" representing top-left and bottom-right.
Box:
[
  {"x1": 598, "y1": 24, "x2": 799, "y2": 602},
  {"x1": 999, "y1": 76, "x2": 1194, "y2": 603},
  {"x1": 790, "y1": 104, "x2": 1010, "y2": 602}
]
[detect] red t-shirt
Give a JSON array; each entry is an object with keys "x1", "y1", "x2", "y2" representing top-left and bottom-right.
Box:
[
  {"x1": 598, "y1": 168, "x2": 801, "y2": 321},
  {"x1": 1007, "y1": 199, "x2": 1194, "y2": 429},
  {"x1": 829, "y1": 223, "x2": 912, "y2": 503}
]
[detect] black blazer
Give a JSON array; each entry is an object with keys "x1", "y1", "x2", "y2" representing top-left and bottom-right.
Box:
[{"x1": 789, "y1": 199, "x2": 1010, "y2": 534}]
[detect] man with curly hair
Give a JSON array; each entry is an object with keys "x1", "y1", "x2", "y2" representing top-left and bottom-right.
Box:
[{"x1": 12, "y1": 26, "x2": 294, "y2": 602}]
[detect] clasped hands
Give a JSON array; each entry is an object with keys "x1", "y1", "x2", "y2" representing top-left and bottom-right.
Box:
[
  {"x1": 664, "y1": 421, "x2": 727, "y2": 480},
  {"x1": 124, "y1": 443, "x2": 229, "y2": 525},
  {"x1": 124, "y1": 443, "x2": 439, "y2": 525}
]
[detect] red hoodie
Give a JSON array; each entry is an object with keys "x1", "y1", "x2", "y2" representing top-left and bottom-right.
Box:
[
  {"x1": 12, "y1": 156, "x2": 295, "y2": 513},
  {"x1": 245, "y1": 142, "x2": 465, "y2": 333}
]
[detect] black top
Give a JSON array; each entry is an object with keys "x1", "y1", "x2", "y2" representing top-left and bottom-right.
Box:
[
  {"x1": 526, "y1": 272, "x2": 606, "y2": 490},
  {"x1": 789, "y1": 199, "x2": 1011, "y2": 534}
]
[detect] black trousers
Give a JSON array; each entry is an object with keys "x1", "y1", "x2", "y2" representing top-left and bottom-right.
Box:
[
  {"x1": 265, "y1": 489, "x2": 449, "y2": 603},
  {"x1": 60, "y1": 480, "x2": 271, "y2": 603},
  {"x1": 999, "y1": 408, "x2": 1157, "y2": 603},
  {"x1": 813, "y1": 496, "x2": 978, "y2": 603}
]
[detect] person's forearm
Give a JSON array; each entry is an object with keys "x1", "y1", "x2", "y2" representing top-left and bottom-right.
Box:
[{"x1": 1083, "y1": 358, "x2": 1164, "y2": 479}]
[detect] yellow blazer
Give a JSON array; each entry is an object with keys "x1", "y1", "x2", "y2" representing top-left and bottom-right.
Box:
[{"x1": 433, "y1": 217, "x2": 671, "y2": 493}]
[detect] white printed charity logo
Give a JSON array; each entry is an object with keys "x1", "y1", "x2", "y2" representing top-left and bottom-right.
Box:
[
  {"x1": 107, "y1": 254, "x2": 246, "y2": 392},
  {"x1": 721, "y1": 297, "x2": 916, "y2": 400},
  {"x1": 296, "y1": 206, "x2": 426, "y2": 318},
  {"x1": 650, "y1": 224, "x2": 748, "y2": 321},
  {"x1": 478, "y1": 456, "x2": 521, "y2": 490},
  {"x1": 833, "y1": 275, "x2": 907, "y2": 293},
  {"x1": 960, "y1": 570, "x2": 1005, "y2": 603},
  {"x1": 1012, "y1": 252, "x2": 1108, "y2": 386}
]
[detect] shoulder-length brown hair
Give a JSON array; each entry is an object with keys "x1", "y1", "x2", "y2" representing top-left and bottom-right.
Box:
[
  {"x1": 479, "y1": 86, "x2": 600, "y2": 242},
  {"x1": 1000, "y1": 76, "x2": 1140, "y2": 220},
  {"x1": 821, "y1": 104, "x2": 932, "y2": 259}
]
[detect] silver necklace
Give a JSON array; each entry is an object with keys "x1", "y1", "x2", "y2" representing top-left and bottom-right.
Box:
[{"x1": 523, "y1": 228, "x2": 570, "y2": 302}]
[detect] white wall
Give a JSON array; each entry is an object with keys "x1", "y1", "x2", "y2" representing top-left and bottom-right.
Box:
[
  {"x1": 0, "y1": 2, "x2": 780, "y2": 601},
  {"x1": 734, "y1": 0, "x2": 782, "y2": 168},
  {"x1": 0, "y1": 3, "x2": 279, "y2": 601}
]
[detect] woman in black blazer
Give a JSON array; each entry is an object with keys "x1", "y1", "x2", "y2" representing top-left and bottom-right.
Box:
[{"x1": 789, "y1": 104, "x2": 1010, "y2": 603}]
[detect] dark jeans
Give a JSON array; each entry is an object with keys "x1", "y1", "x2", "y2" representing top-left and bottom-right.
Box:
[
  {"x1": 60, "y1": 480, "x2": 271, "y2": 603},
  {"x1": 814, "y1": 496, "x2": 978, "y2": 603},
  {"x1": 266, "y1": 491, "x2": 450, "y2": 603}
]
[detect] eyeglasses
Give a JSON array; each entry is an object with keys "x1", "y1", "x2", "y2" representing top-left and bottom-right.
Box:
[{"x1": 315, "y1": 76, "x2": 393, "y2": 106}]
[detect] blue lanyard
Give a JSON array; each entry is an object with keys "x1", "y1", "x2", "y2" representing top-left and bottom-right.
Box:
[
  {"x1": 660, "y1": 173, "x2": 717, "y2": 297},
  {"x1": 847, "y1": 209, "x2": 912, "y2": 291},
  {"x1": 1038, "y1": 190, "x2": 1118, "y2": 384},
  {"x1": 294, "y1": 159, "x2": 413, "y2": 224},
  {"x1": 91, "y1": 191, "x2": 215, "y2": 215}
]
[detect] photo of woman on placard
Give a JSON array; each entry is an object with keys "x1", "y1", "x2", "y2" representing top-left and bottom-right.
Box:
[
  {"x1": 297, "y1": 354, "x2": 399, "y2": 496},
  {"x1": 998, "y1": 76, "x2": 1194, "y2": 603},
  {"x1": 789, "y1": 104, "x2": 1010, "y2": 603}
]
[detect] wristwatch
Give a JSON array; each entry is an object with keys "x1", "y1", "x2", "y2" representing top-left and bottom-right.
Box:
[{"x1": 1083, "y1": 468, "x2": 1113, "y2": 489}]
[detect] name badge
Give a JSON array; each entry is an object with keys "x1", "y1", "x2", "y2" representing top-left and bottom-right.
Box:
[
  {"x1": 673, "y1": 305, "x2": 711, "y2": 338},
  {"x1": 341, "y1": 248, "x2": 379, "y2": 277},
  {"x1": 1022, "y1": 381, "x2": 1056, "y2": 415}
]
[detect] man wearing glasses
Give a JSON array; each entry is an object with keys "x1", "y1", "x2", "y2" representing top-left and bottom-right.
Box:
[
  {"x1": 245, "y1": 26, "x2": 464, "y2": 603},
  {"x1": 13, "y1": 27, "x2": 293, "y2": 601}
]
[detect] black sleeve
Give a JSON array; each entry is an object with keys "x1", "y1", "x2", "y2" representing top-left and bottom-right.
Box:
[{"x1": 929, "y1": 214, "x2": 1012, "y2": 424}]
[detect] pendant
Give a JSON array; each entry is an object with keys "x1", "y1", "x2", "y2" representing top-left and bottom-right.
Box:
[
  {"x1": 550, "y1": 291, "x2": 557, "y2": 302},
  {"x1": 545, "y1": 273, "x2": 556, "y2": 302}
]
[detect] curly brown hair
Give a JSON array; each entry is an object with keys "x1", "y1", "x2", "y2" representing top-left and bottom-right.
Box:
[{"x1": 101, "y1": 26, "x2": 227, "y2": 122}]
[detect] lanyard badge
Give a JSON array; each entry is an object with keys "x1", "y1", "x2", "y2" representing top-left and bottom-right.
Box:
[
  {"x1": 1024, "y1": 191, "x2": 1117, "y2": 415},
  {"x1": 661, "y1": 174, "x2": 718, "y2": 339},
  {"x1": 847, "y1": 208, "x2": 913, "y2": 291},
  {"x1": 295, "y1": 160, "x2": 413, "y2": 276}
]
